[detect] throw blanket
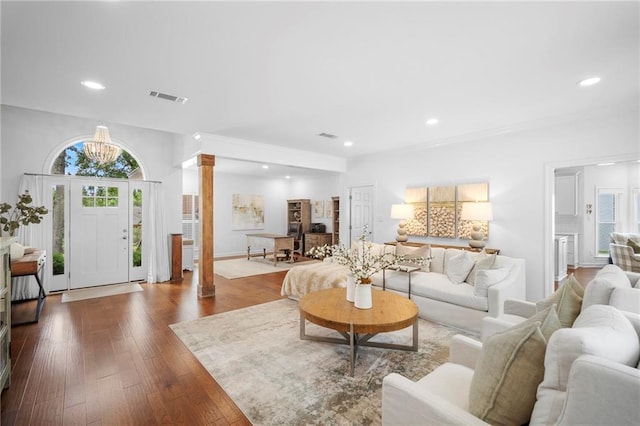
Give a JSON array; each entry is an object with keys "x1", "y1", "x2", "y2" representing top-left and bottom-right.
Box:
[{"x1": 281, "y1": 259, "x2": 349, "y2": 299}]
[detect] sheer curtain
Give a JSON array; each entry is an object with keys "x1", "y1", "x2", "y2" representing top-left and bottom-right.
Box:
[
  {"x1": 12, "y1": 174, "x2": 48, "y2": 300},
  {"x1": 146, "y1": 182, "x2": 170, "y2": 283}
]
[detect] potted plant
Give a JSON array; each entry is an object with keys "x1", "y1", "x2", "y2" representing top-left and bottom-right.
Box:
[{"x1": 0, "y1": 192, "x2": 48, "y2": 237}]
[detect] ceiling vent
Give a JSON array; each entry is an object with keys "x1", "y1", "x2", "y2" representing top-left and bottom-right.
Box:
[
  {"x1": 148, "y1": 90, "x2": 188, "y2": 104},
  {"x1": 318, "y1": 132, "x2": 338, "y2": 139}
]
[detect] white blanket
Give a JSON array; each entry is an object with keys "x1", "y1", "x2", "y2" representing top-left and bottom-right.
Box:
[{"x1": 280, "y1": 259, "x2": 349, "y2": 299}]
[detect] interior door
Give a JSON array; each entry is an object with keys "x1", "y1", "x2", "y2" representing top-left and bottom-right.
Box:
[
  {"x1": 349, "y1": 185, "x2": 375, "y2": 244},
  {"x1": 69, "y1": 180, "x2": 129, "y2": 288}
]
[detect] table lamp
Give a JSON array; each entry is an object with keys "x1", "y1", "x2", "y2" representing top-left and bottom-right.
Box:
[
  {"x1": 460, "y1": 201, "x2": 493, "y2": 248},
  {"x1": 390, "y1": 204, "x2": 414, "y2": 243}
]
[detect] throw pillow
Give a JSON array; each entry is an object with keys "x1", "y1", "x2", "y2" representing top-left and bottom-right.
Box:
[
  {"x1": 536, "y1": 274, "x2": 584, "y2": 328},
  {"x1": 10, "y1": 243, "x2": 25, "y2": 260},
  {"x1": 627, "y1": 238, "x2": 640, "y2": 254},
  {"x1": 467, "y1": 252, "x2": 497, "y2": 286},
  {"x1": 445, "y1": 251, "x2": 475, "y2": 284},
  {"x1": 469, "y1": 305, "x2": 561, "y2": 426},
  {"x1": 473, "y1": 267, "x2": 510, "y2": 297},
  {"x1": 396, "y1": 243, "x2": 431, "y2": 272}
]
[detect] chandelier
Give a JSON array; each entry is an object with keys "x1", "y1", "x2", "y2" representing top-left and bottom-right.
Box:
[{"x1": 83, "y1": 125, "x2": 122, "y2": 164}]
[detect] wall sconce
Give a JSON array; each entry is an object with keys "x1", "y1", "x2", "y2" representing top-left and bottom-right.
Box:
[{"x1": 586, "y1": 204, "x2": 593, "y2": 215}]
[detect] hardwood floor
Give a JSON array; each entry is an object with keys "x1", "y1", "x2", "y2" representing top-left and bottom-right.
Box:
[
  {"x1": 2, "y1": 263, "x2": 604, "y2": 425},
  {"x1": 2, "y1": 268, "x2": 288, "y2": 425}
]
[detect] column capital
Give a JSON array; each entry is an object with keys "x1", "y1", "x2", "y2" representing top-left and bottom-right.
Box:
[{"x1": 197, "y1": 154, "x2": 215, "y2": 167}]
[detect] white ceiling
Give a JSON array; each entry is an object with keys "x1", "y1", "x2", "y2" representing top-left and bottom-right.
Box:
[{"x1": 2, "y1": 1, "x2": 638, "y2": 164}]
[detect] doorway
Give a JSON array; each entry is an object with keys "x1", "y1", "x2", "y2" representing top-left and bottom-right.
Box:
[
  {"x1": 349, "y1": 185, "x2": 375, "y2": 243},
  {"x1": 47, "y1": 177, "x2": 148, "y2": 291}
]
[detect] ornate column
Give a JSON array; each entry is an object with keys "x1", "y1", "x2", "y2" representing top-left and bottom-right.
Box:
[{"x1": 198, "y1": 154, "x2": 215, "y2": 298}]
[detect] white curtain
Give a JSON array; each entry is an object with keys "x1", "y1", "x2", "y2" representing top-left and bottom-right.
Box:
[
  {"x1": 12, "y1": 174, "x2": 47, "y2": 300},
  {"x1": 146, "y1": 182, "x2": 170, "y2": 283}
]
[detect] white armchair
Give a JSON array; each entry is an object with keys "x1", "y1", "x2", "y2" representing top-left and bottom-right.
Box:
[
  {"x1": 382, "y1": 306, "x2": 640, "y2": 426},
  {"x1": 382, "y1": 335, "x2": 487, "y2": 425}
]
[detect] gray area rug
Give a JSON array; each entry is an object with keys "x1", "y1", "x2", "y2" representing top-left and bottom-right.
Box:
[
  {"x1": 214, "y1": 258, "x2": 319, "y2": 279},
  {"x1": 170, "y1": 298, "x2": 461, "y2": 425}
]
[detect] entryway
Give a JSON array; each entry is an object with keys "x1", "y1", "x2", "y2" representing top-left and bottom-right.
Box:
[{"x1": 47, "y1": 177, "x2": 148, "y2": 291}]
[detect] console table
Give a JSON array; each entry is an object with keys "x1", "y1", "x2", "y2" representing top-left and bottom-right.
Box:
[
  {"x1": 246, "y1": 233, "x2": 294, "y2": 266},
  {"x1": 11, "y1": 250, "x2": 46, "y2": 325},
  {"x1": 385, "y1": 241, "x2": 500, "y2": 255}
]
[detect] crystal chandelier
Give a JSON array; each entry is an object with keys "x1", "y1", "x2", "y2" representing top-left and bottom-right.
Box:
[{"x1": 83, "y1": 125, "x2": 122, "y2": 164}]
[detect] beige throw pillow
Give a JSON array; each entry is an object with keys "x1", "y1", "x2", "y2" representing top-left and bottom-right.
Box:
[
  {"x1": 396, "y1": 243, "x2": 431, "y2": 271},
  {"x1": 537, "y1": 274, "x2": 584, "y2": 327},
  {"x1": 469, "y1": 305, "x2": 561, "y2": 426},
  {"x1": 467, "y1": 252, "x2": 497, "y2": 286},
  {"x1": 445, "y1": 251, "x2": 475, "y2": 284}
]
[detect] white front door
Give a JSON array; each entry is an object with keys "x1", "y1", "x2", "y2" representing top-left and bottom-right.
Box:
[
  {"x1": 349, "y1": 185, "x2": 375, "y2": 244},
  {"x1": 69, "y1": 180, "x2": 129, "y2": 288}
]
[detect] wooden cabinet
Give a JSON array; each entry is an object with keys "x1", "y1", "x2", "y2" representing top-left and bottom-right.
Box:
[
  {"x1": 304, "y1": 233, "x2": 333, "y2": 254},
  {"x1": 331, "y1": 196, "x2": 340, "y2": 245},
  {"x1": 287, "y1": 199, "x2": 311, "y2": 233},
  {"x1": 0, "y1": 237, "x2": 16, "y2": 392}
]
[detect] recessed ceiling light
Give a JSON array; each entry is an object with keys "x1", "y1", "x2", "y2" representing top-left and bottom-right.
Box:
[
  {"x1": 578, "y1": 76, "x2": 601, "y2": 87},
  {"x1": 597, "y1": 162, "x2": 615, "y2": 166},
  {"x1": 425, "y1": 117, "x2": 439, "y2": 126},
  {"x1": 81, "y1": 80, "x2": 106, "y2": 90},
  {"x1": 262, "y1": 165, "x2": 269, "y2": 169},
  {"x1": 285, "y1": 175, "x2": 291, "y2": 179},
  {"x1": 344, "y1": 141, "x2": 353, "y2": 147},
  {"x1": 193, "y1": 132, "x2": 201, "y2": 141}
]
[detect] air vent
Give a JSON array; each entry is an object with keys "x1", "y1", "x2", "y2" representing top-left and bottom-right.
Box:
[
  {"x1": 148, "y1": 90, "x2": 188, "y2": 104},
  {"x1": 318, "y1": 132, "x2": 338, "y2": 139}
]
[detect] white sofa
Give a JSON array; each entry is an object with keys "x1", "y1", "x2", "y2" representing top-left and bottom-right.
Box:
[
  {"x1": 370, "y1": 246, "x2": 526, "y2": 334},
  {"x1": 481, "y1": 264, "x2": 640, "y2": 340},
  {"x1": 382, "y1": 305, "x2": 640, "y2": 425}
]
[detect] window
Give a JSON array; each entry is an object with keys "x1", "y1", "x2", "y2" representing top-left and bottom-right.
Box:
[
  {"x1": 596, "y1": 188, "x2": 622, "y2": 255},
  {"x1": 132, "y1": 188, "x2": 142, "y2": 267},
  {"x1": 82, "y1": 185, "x2": 118, "y2": 207},
  {"x1": 182, "y1": 194, "x2": 200, "y2": 259},
  {"x1": 52, "y1": 184, "x2": 65, "y2": 276}
]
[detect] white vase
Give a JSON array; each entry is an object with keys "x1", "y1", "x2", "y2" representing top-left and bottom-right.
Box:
[
  {"x1": 354, "y1": 283, "x2": 372, "y2": 309},
  {"x1": 346, "y1": 275, "x2": 356, "y2": 302}
]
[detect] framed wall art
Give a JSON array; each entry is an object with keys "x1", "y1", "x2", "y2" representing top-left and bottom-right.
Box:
[{"x1": 232, "y1": 193, "x2": 264, "y2": 230}]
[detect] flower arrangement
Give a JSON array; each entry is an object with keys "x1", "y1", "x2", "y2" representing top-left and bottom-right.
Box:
[
  {"x1": 0, "y1": 192, "x2": 48, "y2": 236},
  {"x1": 306, "y1": 244, "x2": 334, "y2": 259},
  {"x1": 331, "y1": 225, "x2": 428, "y2": 284}
]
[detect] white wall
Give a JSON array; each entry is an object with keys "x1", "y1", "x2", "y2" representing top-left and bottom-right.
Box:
[
  {"x1": 1, "y1": 105, "x2": 183, "y2": 233},
  {"x1": 343, "y1": 107, "x2": 639, "y2": 302},
  {"x1": 183, "y1": 169, "x2": 342, "y2": 257}
]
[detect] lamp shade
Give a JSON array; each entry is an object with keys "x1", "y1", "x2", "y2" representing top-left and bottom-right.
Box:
[
  {"x1": 460, "y1": 202, "x2": 493, "y2": 221},
  {"x1": 390, "y1": 204, "x2": 414, "y2": 220}
]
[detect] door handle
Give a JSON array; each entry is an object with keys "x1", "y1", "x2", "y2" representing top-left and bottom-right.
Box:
[{"x1": 122, "y1": 236, "x2": 128, "y2": 240}]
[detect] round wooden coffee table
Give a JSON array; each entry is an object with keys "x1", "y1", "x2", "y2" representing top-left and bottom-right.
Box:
[{"x1": 299, "y1": 287, "x2": 418, "y2": 376}]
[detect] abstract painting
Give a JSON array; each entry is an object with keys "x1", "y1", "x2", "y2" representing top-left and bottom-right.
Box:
[{"x1": 232, "y1": 194, "x2": 264, "y2": 230}]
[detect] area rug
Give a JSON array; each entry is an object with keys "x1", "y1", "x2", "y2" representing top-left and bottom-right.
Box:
[
  {"x1": 170, "y1": 298, "x2": 462, "y2": 425},
  {"x1": 61, "y1": 282, "x2": 143, "y2": 303},
  {"x1": 214, "y1": 258, "x2": 319, "y2": 279}
]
